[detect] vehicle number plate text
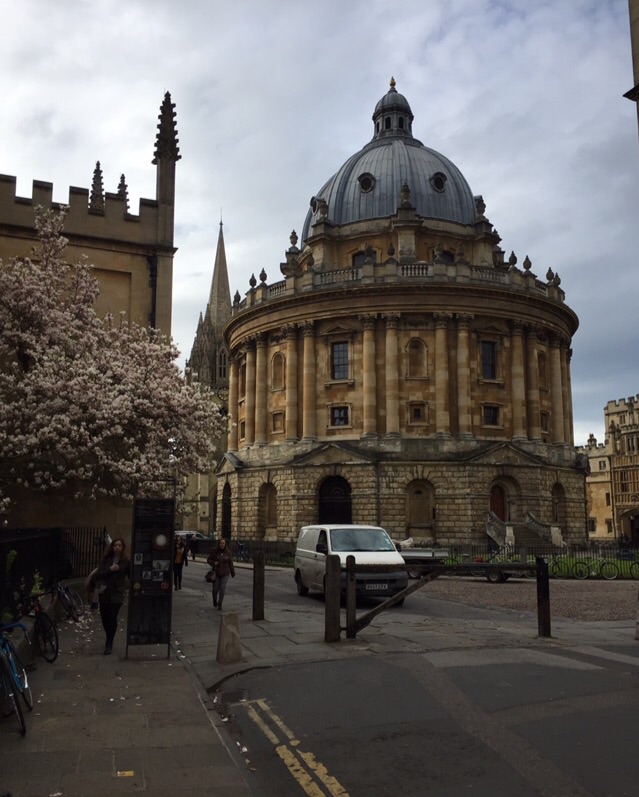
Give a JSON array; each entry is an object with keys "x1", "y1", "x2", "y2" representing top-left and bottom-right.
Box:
[{"x1": 366, "y1": 583, "x2": 386, "y2": 590}]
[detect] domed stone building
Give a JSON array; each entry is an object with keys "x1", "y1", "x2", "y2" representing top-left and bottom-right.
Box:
[{"x1": 215, "y1": 79, "x2": 587, "y2": 546}]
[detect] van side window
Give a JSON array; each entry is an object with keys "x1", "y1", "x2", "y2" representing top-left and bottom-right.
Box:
[{"x1": 317, "y1": 530, "x2": 327, "y2": 551}]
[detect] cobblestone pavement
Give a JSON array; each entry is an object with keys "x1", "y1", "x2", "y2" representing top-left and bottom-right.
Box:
[{"x1": 425, "y1": 576, "x2": 638, "y2": 621}]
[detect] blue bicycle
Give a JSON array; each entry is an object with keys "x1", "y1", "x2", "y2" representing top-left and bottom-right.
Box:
[{"x1": 1, "y1": 621, "x2": 34, "y2": 736}]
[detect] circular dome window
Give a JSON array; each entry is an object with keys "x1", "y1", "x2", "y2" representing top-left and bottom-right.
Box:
[
  {"x1": 358, "y1": 173, "x2": 376, "y2": 193},
  {"x1": 430, "y1": 172, "x2": 447, "y2": 193}
]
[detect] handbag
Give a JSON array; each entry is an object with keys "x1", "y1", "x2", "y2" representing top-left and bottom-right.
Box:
[{"x1": 205, "y1": 569, "x2": 216, "y2": 583}]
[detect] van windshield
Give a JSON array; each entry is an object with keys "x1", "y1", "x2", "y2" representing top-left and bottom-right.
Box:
[{"x1": 329, "y1": 528, "x2": 396, "y2": 552}]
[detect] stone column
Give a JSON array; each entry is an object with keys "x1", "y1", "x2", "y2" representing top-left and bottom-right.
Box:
[
  {"x1": 511, "y1": 321, "x2": 527, "y2": 440},
  {"x1": 228, "y1": 355, "x2": 239, "y2": 452},
  {"x1": 526, "y1": 326, "x2": 541, "y2": 440},
  {"x1": 244, "y1": 339, "x2": 256, "y2": 446},
  {"x1": 456, "y1": 314, "x2": 473, "y2": 437},
  {"x1": 285, "y1": 324, "x2": 298, "y2": 441},
  {"x1": 360, "y1": 314, "x2": 378, "y2": 437},
  {"x1": 254, "y1": 334, "x2": 267, "y2": 446},
  {"x1": 383, "y1": 314, "x2": 400, "y2": 437},
  {"x1": 302, "y1": 321, "x2": 316, "y2": 441},
  {"x1": 550, "y1": 335, "x2": 565, "y2": 443},
  {"x1": 434, "y1": 313, "x2": 452, "y2": 436},
  {"x1": 563, "y1": 345, "x2": 574, "y2": 446}
]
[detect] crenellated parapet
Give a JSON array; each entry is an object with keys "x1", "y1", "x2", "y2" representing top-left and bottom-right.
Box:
[
  {"x1": 0, "y1": 173, "x2": 165, "y2": 246},
  {"x1": 0, "y1": 92, "x2": 179, "y2": 336},
  {"x1": 604, "y1": 395, "x2": 639, "y2": 413}
]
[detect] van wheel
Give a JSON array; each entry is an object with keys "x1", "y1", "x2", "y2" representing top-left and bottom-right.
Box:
[{"x1": 295, "y1": 571, "x2": 309, "y2": 596}]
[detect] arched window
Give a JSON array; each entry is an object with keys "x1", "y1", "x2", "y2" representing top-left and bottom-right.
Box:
[
  {"x1": 272, "y1": 352, "x2": 285, "y2": 390},
  {"x1": 385, "y1": 116, "x2": 391, "y2": 130},
  {"x1": 407, "y1": 339, "x2": 427, "y2": 378},
  {"x1": 399, "y1": 117, "x2": 404, "y2": 129},
  {"x1": 352, "y1": 250, "x2": 377, "y2": 267}
]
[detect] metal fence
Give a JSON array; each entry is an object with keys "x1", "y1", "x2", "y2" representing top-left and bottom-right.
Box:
[{"x1": 0, "y1": 526, "x2": 111, "y2": 622}]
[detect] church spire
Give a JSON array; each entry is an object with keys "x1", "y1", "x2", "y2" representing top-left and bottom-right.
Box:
[{"x1": 207, "y1": 220, "x2": 232, "y2": 334}]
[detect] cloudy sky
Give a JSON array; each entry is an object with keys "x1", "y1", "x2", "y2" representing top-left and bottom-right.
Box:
[{"x1": 2, "y1": 0, "x2": 637, "y2": 446}]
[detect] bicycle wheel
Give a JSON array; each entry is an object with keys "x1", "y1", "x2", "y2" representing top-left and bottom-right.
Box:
[
  {"x1": 630, "y1": 561, "x2": 639, "y2": 580},
  {"x1": 36, "y1": 613, "x2": 59, "y2": 662},
  {"x1": 67, "y1": 587, "x2": 85, "y2": 618},
  {"x1": 0, "y1": 655, "x2": 26, "y2": 735},
  {"x1": 5, "y1": 642, "x2": 33, "y2": 711},
  {"x1": 572, "y1": 561, "x2": 589, "y2": 580},
  {"x1": 57, "y1": 587, "x2": 79, "y2": 622},
  {"x1": 550, "y1": 559, "x2": 568, "y2": 579},
  {"x1": 599, "y1": 561, "x2": 619, "y2": 580}
]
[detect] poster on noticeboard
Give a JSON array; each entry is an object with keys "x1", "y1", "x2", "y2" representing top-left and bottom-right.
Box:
[{"x1": 126, "y1": 498, "x2": 175, "y2": 658}]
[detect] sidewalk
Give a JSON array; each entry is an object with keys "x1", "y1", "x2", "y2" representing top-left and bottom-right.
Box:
[
  {"x1": 2, "y1": 563, "x2": 639, "y2": 796},
  {"x1": 0, "y1": 583, "x2": 254, "y2": 797}
]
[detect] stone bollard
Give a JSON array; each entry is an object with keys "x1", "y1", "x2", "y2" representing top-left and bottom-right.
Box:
[{"x1": 216, "y1": 612, "x2": 243, "y2": 664}]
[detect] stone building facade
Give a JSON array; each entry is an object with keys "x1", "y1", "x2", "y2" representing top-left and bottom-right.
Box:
[
  {"x1": 580, "y1": 395, "x2": 639, "y2": 543},
  {"x1": 0, "y1": 93, "x2": 180, "y2": 536},
  {"x1": 213, "y1": 81, "x2": 587, "y2": 546}
]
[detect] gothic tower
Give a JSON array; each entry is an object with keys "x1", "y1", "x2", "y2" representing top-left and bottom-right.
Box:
[{"x1": 187, "y1": 221, "x2": 232, "y2": 401}]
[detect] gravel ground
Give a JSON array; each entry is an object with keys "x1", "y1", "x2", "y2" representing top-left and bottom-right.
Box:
[{"x1": 424, "y1": 576, "x2": 639, "y2": 621}]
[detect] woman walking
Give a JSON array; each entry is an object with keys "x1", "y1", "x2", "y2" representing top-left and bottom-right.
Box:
[
  {"x1": 94, "y1": 538, "x2": 130, "y2": 655},
  {"x1": 206, "y1": 538, "x2": 235, "y2": 610},
  {"x1": 173, "y1": 536, "x2": 188, "y2": 590}
]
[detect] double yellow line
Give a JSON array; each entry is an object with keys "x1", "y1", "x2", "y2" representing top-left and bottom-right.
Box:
[{"x1": 244, "y1": 698, "x2": 350, "y2": 796}]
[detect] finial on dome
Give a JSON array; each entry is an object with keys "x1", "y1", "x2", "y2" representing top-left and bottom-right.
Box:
[{"x1": 390, "y1": 76, "x2": 396, "y2": 91}]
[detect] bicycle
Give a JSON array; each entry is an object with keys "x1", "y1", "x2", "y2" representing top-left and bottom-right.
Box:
[
  {"x1": 1, "y1": 621, "x2": 34, "y2": 735},
  {"x1": 20, "y1": 592, "x2": 59, "y2": 662},
  {"x1": 51, "y1": 580, "x2": 85, "y2": 621},
  {"x1": 548, "y1": 554, "x2": 571, "y2": 579},
  {"x1": 572, "y1": 556, "x2": 618, "y2": 580}
]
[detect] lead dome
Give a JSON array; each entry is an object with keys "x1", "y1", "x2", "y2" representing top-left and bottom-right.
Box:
[{"x1": 302, "y1": 78, "x2": 477, "y2": 242}]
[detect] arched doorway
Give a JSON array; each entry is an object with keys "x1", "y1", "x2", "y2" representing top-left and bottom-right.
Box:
[
  {"x1": 490, "y1": 484, "x2": 507, "y2": 521},
  {"x1": 257, "y1": 483, "x2": 278, "y2": 538},
  {"x1": 406, "y1": 479, "x2": 435, "y2": 539},
  {"x1": 551, "y1": 483, "x2": 567, "y2": 529},
  {"x1": 318, "y1": 476, "x2": 352, "y2": 524},
  {"x1": 221, "y1": 482, "x2": 232, "y2": 539}
]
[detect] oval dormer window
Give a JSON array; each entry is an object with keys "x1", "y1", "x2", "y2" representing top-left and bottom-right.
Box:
[
  {"x1": 358, "y1": 173, "x2": 375, "y2": 193},
  {"x1": 430, "y1": 172, "x2": 447, "y2": 193}
]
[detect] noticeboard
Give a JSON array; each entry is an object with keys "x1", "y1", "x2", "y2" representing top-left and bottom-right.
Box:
[{"x1": 126, "y1": 498, "x2": 175, "y2": 658}]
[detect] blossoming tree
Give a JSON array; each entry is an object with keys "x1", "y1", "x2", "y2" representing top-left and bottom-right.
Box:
[{"x1": 0, "y1": 208, "x2": 224, "y2": 515}]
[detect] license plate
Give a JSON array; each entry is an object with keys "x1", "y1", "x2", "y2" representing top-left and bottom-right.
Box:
[{"x1": 366, "y1": 583, "x2": 386, "y2": 590}]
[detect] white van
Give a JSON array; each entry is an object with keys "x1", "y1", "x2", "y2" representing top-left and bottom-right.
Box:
[{"x1": 294, "y1": 524, "x2": 408, "y2": 602}]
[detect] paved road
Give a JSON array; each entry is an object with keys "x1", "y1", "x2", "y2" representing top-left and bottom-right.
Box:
[{"x1": 179, "y1": 561, "x2": 639, "y2": 797}]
